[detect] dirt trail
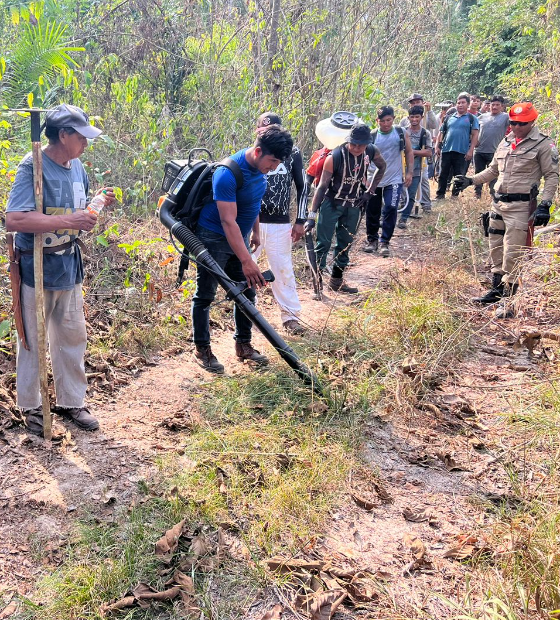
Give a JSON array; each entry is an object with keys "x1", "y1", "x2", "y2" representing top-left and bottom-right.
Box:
[{"x1": 0, "y1": 220, "x2": 543, "y2": 617}]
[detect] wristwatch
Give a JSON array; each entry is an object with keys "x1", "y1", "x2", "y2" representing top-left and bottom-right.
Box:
[{"x1": 307, "y1": 211, "x2": 318, "y2": 220}]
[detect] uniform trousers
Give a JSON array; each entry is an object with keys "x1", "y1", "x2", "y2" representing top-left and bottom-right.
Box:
[
  {"x1": 488, "y1": 200, "x2": 530, "y2": 284},
  {"x1": 17, "y1": 283, "x2": 88, "y2": 409},
  {"x1": 252, "y1": 223, "x2": 301, "y2": 324}
]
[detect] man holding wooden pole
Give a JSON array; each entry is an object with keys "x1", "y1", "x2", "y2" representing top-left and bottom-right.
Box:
[{"x1": 5, "y1": 104, "x2": 115, "y2": 437}]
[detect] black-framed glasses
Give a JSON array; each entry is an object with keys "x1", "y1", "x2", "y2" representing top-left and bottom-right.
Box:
[{"x1": 509, "y1": 121, "x2": 529, "y2": 126}]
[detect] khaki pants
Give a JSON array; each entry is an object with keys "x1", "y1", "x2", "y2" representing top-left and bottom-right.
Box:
[
  {"x1": 17, "y1": 283, "x2": 88, "y2": 409},
  {"x1": 488, "y1": 200, "x2": 529, "y2": 285}
]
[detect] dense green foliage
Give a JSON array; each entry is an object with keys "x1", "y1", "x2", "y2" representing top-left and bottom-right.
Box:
[{"x1": 0, "y1": 0, "x2": 556, "y2": 214}]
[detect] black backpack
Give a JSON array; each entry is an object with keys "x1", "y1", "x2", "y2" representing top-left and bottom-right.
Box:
[
  {"x1": 160, "y1": 148, "x2": 243, "y2": 231},
  {"x1": 331, "y1": 143, "x2": 378, "y2": 176},
  {"x1": 159, "y1": 148, "x2": 244, "y2": 284},
  {"x1": 371, "y1": 125, "x2": 406, "y2": 151},
  {"x1": 440, "y1": 112, "x2": 476, "y2": 142}
]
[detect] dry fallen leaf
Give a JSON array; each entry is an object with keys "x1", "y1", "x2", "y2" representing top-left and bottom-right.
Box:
[
  {"x1": 132, "y1": 582, "x2": 181, "y2": 608},
  {"x1": 402, "y1": 506, "x2": 437, "y2": 525},
  {"x1": 436, "y1": 452, "x2": 466, "y2": 472},
  {"x1": 346, "y1": 575, "x2": 378, "y2": 604},
  {"x1": 266, "y1": 556, "x2": 324, "y2": 573},
  {"x1": 295, "y1": 589, "x2": 347, "y2": 620},
  {"x1": 351, "y1": 492, "x2": 376, "y2": 511},
  {"x1": 443, "y1": 534, "x2": 480, "y2": 560},
  {"x1": 443, "y1": 544, "x2": 476, "y2": 560},
  {"x1": 403, "y1": 533, "x2": 426, "y2": 560},
  {"x1": 154, "y1": 518, "x2": 187, "y2": 562},
  {"x1": 191, "y1": 533, "x2": 210, "y2": 558},
  {"x1": 307, "y1": 401, "x2": 328, "y2": 414},
  {"x1": 260, "y1": 603, "x2": 283, "y2": 620},
  {"x1": 0, "y1": 601, "x2": 18, "y2": 619},
  {"x1": 402, "y1": 533, "x2": 433, "y2": 573},
  {"x1": 100, "y1": 595, "x2": 136, "y2": 616},
  {"x1": 165, "y1": 570, "x2": 195, "y2": 595}
]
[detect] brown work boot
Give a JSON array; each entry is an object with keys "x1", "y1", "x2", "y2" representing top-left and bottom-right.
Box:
[
  {"x1": 235, "y1": 341, "x2": 269, "y2": 365},
  {"x1": 23, "y1": 407, "x2": 66, "y2": 438},
  {"x1": 328, "y1": 277, "x2": 358, "y2": 294},
  {"x1": 23, "y1": 407, "x2": 46, "y2": 436},
  {"x1": 193, "y1": 345, "x2": 225, "y2": 374},
  {"x1": 52, "y1": 406, "x2": 100, "y2": 431},
  {"x1": 283, "y1": 320, "x2": 306, "y2": 335}
]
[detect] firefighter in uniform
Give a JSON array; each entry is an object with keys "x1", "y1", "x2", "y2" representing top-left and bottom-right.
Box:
[{"x1": 454, "y1": 101, "x2": 559, "y2": 316}]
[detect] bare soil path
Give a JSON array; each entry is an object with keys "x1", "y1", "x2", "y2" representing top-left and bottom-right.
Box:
[{"x1": 0, "y1": 217, "x2": 552, "y2": 618}]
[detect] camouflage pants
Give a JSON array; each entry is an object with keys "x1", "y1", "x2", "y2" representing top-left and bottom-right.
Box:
[{"x1": 488, "y1": 200, "x2": 530, "y2": 285}]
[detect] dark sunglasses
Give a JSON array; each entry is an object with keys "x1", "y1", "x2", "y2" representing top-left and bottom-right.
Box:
[{"x1": 509, "y1": 121, "x2": 529, "y2": 126}]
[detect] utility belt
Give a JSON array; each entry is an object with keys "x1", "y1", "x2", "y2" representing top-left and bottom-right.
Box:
[
  {"x1": 494, "y1": 192, "x2": 531, "y2": 203},
  {"x1": 18, "y1": 238, "x2": 86, "y2": 256}
]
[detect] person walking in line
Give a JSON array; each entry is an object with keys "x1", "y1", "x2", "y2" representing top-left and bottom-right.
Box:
[
  {"x1": 5, "y1": 104, "x2": 116, "y2": 435},
  {"x1": 305, "y1": 123, "x2": 386, "y2": 294},
  {"x1": 251, "y1": 112, "x2": 308, "y2": 335},
  {"x1": 192, "y1": 125, "x2": 294, "y2": 373},
  {"x1": 365, "y1": 106, "x2": 413, "y2": 257},
  {"x1": 434, "y1": 93, "x2": 479, "y2": 199},
  {"x1": 400, "y1": 93, "x2": 437, "y2": 212},
  {"x1": 398, "y1": 105, "x2": 432, "y2": 229},
  {"x1": 453, "y1": 101, "x2": 559, "y2": 317},
  {"x1": 480, "y1": 99, "x2": 491, "y2": 114},
  {"x1": 473, "y1": 96, "x2": 510, "y2": 199},
  {"x1": 469, "y1": 94, "x2": 482, "y2": 116}
]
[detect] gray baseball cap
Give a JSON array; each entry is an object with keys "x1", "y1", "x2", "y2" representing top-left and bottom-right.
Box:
[
  {"x1": 45, "y1": 104, "x2": 102, "y2": 139},
  {"x1": 408, "y1": 93, "x2": 424, "y2": 102}
]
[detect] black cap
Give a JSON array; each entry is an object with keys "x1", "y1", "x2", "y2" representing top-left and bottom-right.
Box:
[
  {"x1": 346, "y1": 123, "x2": 372, "y2": 145},
  {"x1": 256, "y1": 112, "x2": 282, "y2": 128}
]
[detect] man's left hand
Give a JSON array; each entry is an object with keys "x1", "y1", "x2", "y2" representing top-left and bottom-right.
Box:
[
  {"x1": 404, "y1": 173, "x2": 413, "y2": 188},
  {"x1": 97, "y1": 187, "x2": 117, "y2": 206},
  {"x1": 452, "y1": 175, "x2": 473, "y2": 193},
  {"x1": 465, "y1": 150, "x2": 474, "y2": 162},
  {"x1": 533, "y1": 201, "x2": 552, "y2": 227},
  {"x1": 291, "y1": 223, "x2": 304, "y2": 243},
  {"x1": 250, "y1": 232, "x2": 260, "y2": 251}
]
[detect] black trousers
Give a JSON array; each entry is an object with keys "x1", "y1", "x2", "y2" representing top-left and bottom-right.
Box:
[
  {"x1": 436, "y1": 151, "x2": 469, "y2": 197},
  {"x1": 474, "y1": 151, "x2": 496, "y2": 197}
]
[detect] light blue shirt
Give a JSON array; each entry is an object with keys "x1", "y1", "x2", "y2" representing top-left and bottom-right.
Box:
[{"x1": 441, "y1": 113, "x2": 480, "y2": 155}]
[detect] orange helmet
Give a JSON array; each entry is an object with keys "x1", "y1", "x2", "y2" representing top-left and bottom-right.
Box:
[{"x1": 509, "y1": 102, "x2": 538, "y2": 122}]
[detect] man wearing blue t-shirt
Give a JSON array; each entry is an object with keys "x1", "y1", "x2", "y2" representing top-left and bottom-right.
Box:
[
  {"x1": 5, "y1": 104, "x2": 115, "y2": 436},
  {"x1": 192, "y1": 125, "x2": 293, "y2": 373},
  {"x1": 435, "y1": 92, "x2": 480, "y2": 199}
]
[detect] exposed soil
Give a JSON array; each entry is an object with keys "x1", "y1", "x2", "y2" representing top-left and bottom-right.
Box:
[{"x1": 0, "y1": 212, "x2": 556, "y2": 618}]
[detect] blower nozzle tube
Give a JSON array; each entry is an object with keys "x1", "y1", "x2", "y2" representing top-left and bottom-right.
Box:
[{"x1": 159, "y1": 201, "x2": 322, "y2": 392}]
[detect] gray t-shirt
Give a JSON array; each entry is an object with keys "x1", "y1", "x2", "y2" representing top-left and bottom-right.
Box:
[
  {"x1": 475, "y1": 112, "x2": 509, "y2": 154},
  {"x1": 406, "y1": 127, "x2": 433, "y2": 176},
  {"x1": 400, "y1": 110, "x2": 438, "y2": 132},
  {"x1": 6, "y1": 152, "x2": 89, "y2": 290},
  {"x1": 369, "y1": 128, "x2": 403, "y2": 187}
]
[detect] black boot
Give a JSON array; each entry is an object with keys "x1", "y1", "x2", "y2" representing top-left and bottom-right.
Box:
[
  {"x1": 328, "y1": 277, "x2": 358, "y2": 294},
  {"x1": 472, "y1": 273, "x2": 504, "y2": 304}
]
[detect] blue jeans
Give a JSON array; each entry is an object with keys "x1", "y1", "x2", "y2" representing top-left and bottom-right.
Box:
[
  {"x1": 400, "y1": 176, "x2": 422, "y2": 223},
  {"x1": 366, "y1": 184, "x2": 403, "y2": 243},
  {"x1": 191, "y1": 226, "x2": 255, "y2": 346}
]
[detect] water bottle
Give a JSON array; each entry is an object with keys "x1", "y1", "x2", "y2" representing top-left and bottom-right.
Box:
[{"x1": 86, "y1": 191, "x2": 107, "y2": 215}]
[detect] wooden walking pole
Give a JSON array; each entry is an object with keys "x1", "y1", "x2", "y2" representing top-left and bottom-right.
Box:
[{"x1": 30, "y1": 109, "x2": 51, "y2": 441}]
